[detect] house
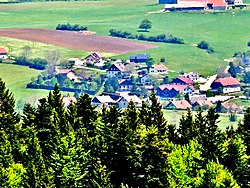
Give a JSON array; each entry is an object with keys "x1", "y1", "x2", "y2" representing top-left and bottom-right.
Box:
[
  {"x1": 159, "y1": 0, "x2": 177, "y2": 3},
  {"x1": 140, "y1": 74, "x2": 153, "y2": 85},
  {"x1": 156, "y1": 84, "x2": 195, "y2": 101},
  {"x1": 57, "y1": 69, "x2": 80, "y2": 82},
  {"x1": 149, "y1": 64, "x2": 168, "y2": 74},
  {"x1": 62, "y1": 96, "x2": 76, "y2": 107},
  {"x1": 192, "y1": 100, "x2": 214, "y2": 110},
  {"x1": 0, "y1": 47, "x2": 8, "y2": 59},
  {"x1": 165, "y1": 100, "x2": 192, "y2": 110},
  {"x1": 118, "y1": 79, "x2": 134, "y2": 92},
  {"x1": 171, "y1": 76, "x2": 194, "y2": 86},
  {"x1": 67, "y1": 58, "x2": 85, "y2": 67},
  {"x1": 84, "y1": 52, "x2": 102, "y2": 63},
  {"x1": 130, "y1": 54, "x2": 150, "y2": 64},
  {"x1": 117, "y1": 95, "x2": 142, "y2": 108},
  {"x1": 211, "y1": 77, "x2": 241, "y2": 94},
  {"x1": 183, "y1": 72, "x2": 206, "y2": 83},
  {"x1": 164, "y1": 0, "x2": 228, "y2": 11},
  {"x1": 220, "y1": 100, "x2": 243, "y2": 113},
  {"x1": 107, "y1": 63, "x2": 128, "y2": 78},
  {"x1": 91, "y1": 95, "x2": 117, "y2": 106}
]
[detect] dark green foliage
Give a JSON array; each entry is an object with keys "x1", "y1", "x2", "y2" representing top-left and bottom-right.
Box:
[
  {"x1": 139, "y1": 19, "x2": 152, "y2": 32},
  {"x1": 0, "y1": 79, "x2": 249, "y2": 187},
  {"x1": 244, "y1": 72, "x2": 250, "y2": 84},
  {"x1": 228, "y1": 62, "x2": 237, "y2": 78},
  {"x1": 56, "y1": 23, "x2": 87, "y2": 31},
  {"x1": 197, "y1": 41, "x2": 214, "y2": 53},
  {"x1": 237, "y1": 107, "x2": 250, "y2": 155},
  {"x1": 109, "y1": 29, "x2": 185, "y2": 44}
]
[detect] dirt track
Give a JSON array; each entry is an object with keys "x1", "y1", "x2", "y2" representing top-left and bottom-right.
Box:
[{"x1": 0, "y1": 28, "x2": 157, "y2": 54}]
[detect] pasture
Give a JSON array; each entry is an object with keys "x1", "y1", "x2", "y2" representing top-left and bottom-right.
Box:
[
  {"x1": 0, "y1": 64, "x2": 49, "y2": 105},
  {"x1": 163, "y1": 109, "x2": 243, "y2": 131},
  {"x1": 0, "y1": 0, "x2": 250, "y2": 75}
]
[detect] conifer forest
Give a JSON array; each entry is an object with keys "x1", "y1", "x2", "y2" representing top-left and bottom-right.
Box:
[{"x1": 0, "y1": 78, "x2": 249, "y2": 187}]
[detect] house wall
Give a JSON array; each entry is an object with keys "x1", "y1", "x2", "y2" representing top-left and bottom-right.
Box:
[
  {"x1": 222, "y1": 86, "x2": 241, "y2": 93},
  {"x1": 107, "y1": 71, "x2": 122, "y2": 78},
  {"x1": 0, "y1": 54, "x2": 7, "y2": 59},
  {"x1": 118, "y1": 99, "x2": 129, "y2": 108}
]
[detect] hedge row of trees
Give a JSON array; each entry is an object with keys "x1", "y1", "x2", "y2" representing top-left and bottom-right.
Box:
[
  {"x1": 109, "y1": 29, "x2": 185, "y2": 44},
  {"x1": 15, "y1": 57, "x2": 47, "y2": 70},
  {"x1": 56, "y1": 23, "x2": 88, "y2": 32},
  {"x1": 0, "y1": 79, "x2": 249, "y2": 187}
]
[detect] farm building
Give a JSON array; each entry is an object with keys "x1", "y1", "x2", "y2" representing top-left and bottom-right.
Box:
[
  {"x1": 149, "y1": 64, "x2": 169, "y2": 74},
  {"x1": 164, "y1": 0, "x2": 230, "y2": 11},
  {"x1": 130, "y1": 54, "x2": 150, "y2": 64},
  {"x1": 211, "y1": 77, "x2": 241, "y2": 94},
  {"x1": 0, "y1": 47, "x2": 8, "y2": 59}
]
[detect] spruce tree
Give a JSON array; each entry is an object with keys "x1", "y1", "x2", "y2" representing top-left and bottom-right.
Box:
[
  {"x1": 178, "y1": 109, "x2": 193, "y2": 145},
  {"x1": 221, "y1": 136, "x2": 249, "y2": 187},
  {"x1": 237, "y1": 107, "x2": 250, "y2": 155}
]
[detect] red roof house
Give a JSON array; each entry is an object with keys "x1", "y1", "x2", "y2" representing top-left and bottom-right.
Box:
[
  {"x1": 165, "y1": 100, "x2": 192, "y2": 110},
  {"x1": 211, "y1": 77, "x2": 241, "y2": 94},
  {"x1": 0, "y1": 47, "x2": 8, "y2": 59},
  {"x1": 150, "y1": 64, "x2": 169, "y2": 74},
  {"x1": 171, "y1": 76, "x2": 194, "y2": 86}
]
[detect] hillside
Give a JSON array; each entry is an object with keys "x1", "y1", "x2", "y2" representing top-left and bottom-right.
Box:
[{"x1": 0, "y1": 0, "x2": 249, "y2": 75}]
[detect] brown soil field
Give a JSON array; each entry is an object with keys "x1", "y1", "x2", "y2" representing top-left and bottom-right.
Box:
[{"x1": 0, "y1": 28, "x2": 158, "y2": 54}]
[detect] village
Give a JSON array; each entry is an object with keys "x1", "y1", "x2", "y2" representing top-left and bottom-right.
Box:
[{"x1": 1, "y1": 45, "x2": 248, "y2": 115}]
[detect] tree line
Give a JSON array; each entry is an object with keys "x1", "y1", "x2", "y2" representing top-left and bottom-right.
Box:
[
  {"x1": 0, "y1": 79, "x2": 249, "y2": 187},
  {"x1": 109, "y1": 29, "x2": 185, "y2": 44},
  {"x1": 56, "y1": 23, "x2": 88, "y2": 32}
]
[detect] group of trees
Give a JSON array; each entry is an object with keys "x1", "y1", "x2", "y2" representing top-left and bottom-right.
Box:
[
  {"x1": 109, "y1": 29, "x2": 184, "y2": 44},
  {"x1": 15, "y1": 57, "x2": 48, "y2": 70},
  {"x1": 56, "y1": 23, "x2": 88, "y2": 32},
  {"x1": 0, "y1": 79, "x2": 249, "y2": 187},
  {"x1": 197, "y1": 41, "x2": 215, "y2": 53}
]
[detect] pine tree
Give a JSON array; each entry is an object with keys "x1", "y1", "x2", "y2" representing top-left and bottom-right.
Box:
[
  {"x1": 221, "y1": 136, "x2": 249, "y2": 187},
  {"x1": 124, "y1": 100, "x2": 139, "y2": 131},
  {"x1": 149, "y1": 90, "x2": 167, "y2": 136},
  {"x1": 75, "y1": 93, "x2": 97, "y2": 135},
  {"x1": 178, "y1": 109, "x2": 193, "y2": 145},
  {"x1": 139, "y1": 101, "x2": 150, "y2": 128},
  {"x1": 47, "y1": 84, "x2": 72, "y2": 135},
  {"x1": 237, "y1": 107, "x2": 250, "y2": 155},
  {"x1": 202, "y1": 108, "x2": 223, "y2": 162}
]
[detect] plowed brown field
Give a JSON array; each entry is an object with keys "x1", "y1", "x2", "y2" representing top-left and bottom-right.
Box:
[{"x1": 0, "y1": 28, "x2": 157, "y2": 54}]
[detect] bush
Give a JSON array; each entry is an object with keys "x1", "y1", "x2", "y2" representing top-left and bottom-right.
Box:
[
  {"x1": 247, "y1": 41, "x2": 250, "y2": 47},
  {"x1": 56, "y1": 23, "x2": 87, "y2": 31},
  {"x1": 109, "y1": 29, "x2": 184, "y2": 44},
  {"x1": 229, "y1": 113, "x2": 237, "y2": 122},
  {"x1": 197, "y1": 41, "x2": 214, "y2": 53}
]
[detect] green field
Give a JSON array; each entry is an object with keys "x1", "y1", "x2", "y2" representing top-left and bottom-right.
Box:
[
  {"x1": 0, "y1": 0, "x2": 250, "y2": 102},
  {"x1": 0, "y1": 0, "x2": 250, "y2": 75},
  {"x1": 163, "y1": 109, "x2": 243, "y2": 131},
  {"x1": 0, "y1": 64, "x2": 50, "y2": 105}
]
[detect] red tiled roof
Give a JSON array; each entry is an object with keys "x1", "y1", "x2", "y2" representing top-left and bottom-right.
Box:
[
  {"x1": 214, "y1": 77, "x2": 240, "y2": 86},
  {"x1": 153, "y1": 64, "x2": 168, "y2": 71},
  {"x1": 0, "y1": 47, "x2": 7, "y2": 54},
  {"x1": 178, "y1": 76, "x2": 194, "y2": 85},
  {"x1": 159, "y1": 84, "x2": 192, "y2": 91},
  {"x1": 114, "y1": 63, "x2": 125, "y2": 72},
  {"x1": 58, "y1": 69, "x2": 72, "y2": 74},
  {"x1": 195, "y1": 100, "x2": 213, "y2": 107},
  {"x1": 207, "y1": 0, "x2": 227, "y2": 7},
  {"x1": 171, "y1": 100, "x2": 192, "y2": 109}
]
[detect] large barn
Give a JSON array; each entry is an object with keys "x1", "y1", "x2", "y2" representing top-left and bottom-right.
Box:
[{"x1": 162, "y1": 0, "x2": 243, "y2": 11}]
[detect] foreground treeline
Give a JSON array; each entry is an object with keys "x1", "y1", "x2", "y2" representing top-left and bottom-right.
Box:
[{"x1": 0, "y1": 79, "x2": 249, "y2": 187}]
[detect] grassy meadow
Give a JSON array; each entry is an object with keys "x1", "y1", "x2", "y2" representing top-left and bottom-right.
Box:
[
  {"x1": 0, "y1": 0, "x2": 250, "y2": 75},
  {"x1": 163, "y1": 109, "x2": 243, "y2": 130},
  {"x1": 0, "y1": 0, "x2": 250, "y2": 103},
  {"x1": 0, "y1": 64, "x2": 49, "y2": 105}
]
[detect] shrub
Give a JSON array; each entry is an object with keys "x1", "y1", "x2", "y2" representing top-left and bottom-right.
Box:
[
  {"x1": 197, "y1": 41, "x2": 214, "y2": 53},
  {"x1": 247, "y1": 41, "x2": 250, "y2": 47},
  {"x1": 56, "y1": 23, "x2": 87, "y2": 31}
]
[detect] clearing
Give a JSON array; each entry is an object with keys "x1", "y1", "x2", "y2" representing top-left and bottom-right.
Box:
[{"x1": 0, "y1": 28, "x2": 157, "y2": 54}]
